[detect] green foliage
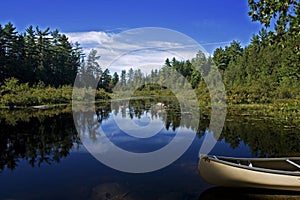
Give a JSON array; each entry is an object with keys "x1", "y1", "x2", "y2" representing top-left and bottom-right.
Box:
[
  {"x1": 95, "y1": 88, "x2": 111, "y2": 100},
  {"x1": 213, "y1": 41, "x2": 243, "y2": 72},
  {"x1": 72, "y1": 86, "x2": 111, "y2": 103},
  {"x1": 0, "y1": 78, "x2": 34, "y2": 107},
  {"x1": 0, "y1": 78, "x2": 75, "y2": 107},
  {"x1": 111, "y1": 72, "x2": 119, "y2": 88},
  {"x1": 273, "y1": 87, "x2": 300, "y2": 99},
  {"x1": 212, "y1": 4, "x2": 300, "y2": 104},
  {"x1": 248, "y1": 0, "x2": 300, "y2": 38},
  {"x1": 75, "y1": 49, "x2": 100, "y2": 88},
  {"x1": 227, "y1": 86, "x2": 271, "y2": 104},
  {"x1": 132, "y1": 83, "x2": 173, "y2": 97},
  {"x1": 0, "y1": 22, "x2": 81, "y2": 86},
  {"x1": 98, "y1": 68, "x2": 112, "y2": 92}
]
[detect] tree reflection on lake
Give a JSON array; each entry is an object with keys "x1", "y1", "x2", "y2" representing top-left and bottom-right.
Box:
[
  {"x1": 1, "y1": 98, "x2": 300, "y2": 172},
  {"x1": 0, "y1": 99, "x2": 300, "y2": 199},
  {"x1": 220, "y1": 114, "x2": 300, "y2": 157},
  {"x1": 0, "y1": 108, "x2": 80, "y2": 171}
]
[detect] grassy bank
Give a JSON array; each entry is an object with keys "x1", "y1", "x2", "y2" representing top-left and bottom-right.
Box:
[
  {"x1": 0, "y1": 78, "x2": 111, "y2": 108},
  {"x1": 122, "y1": 84, "x2": 300, "y2": 125},
  {"x1": 1, "y1": 78, "x2": 300, "y2": 123}
]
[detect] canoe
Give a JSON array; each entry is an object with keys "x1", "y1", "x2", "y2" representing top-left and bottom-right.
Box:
[{"x1": 198, "y1": 155, "x2": 300, "y2": 191}]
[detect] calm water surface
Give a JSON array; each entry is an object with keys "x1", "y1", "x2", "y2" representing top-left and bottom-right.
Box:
[{"x1": 0, "y1": 98, "x2": 300, "y2": 199}]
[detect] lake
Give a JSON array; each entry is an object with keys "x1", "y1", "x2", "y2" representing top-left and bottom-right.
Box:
[{"x1": 0, "y1": 98, "x2": 300, "y2": 199}]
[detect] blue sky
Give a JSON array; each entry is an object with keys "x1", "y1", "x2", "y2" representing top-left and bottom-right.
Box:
[{"x1": 1, "y1": 0, "x2": 262, "y2": 53}]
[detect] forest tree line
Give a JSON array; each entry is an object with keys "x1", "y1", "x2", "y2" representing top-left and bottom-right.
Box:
[
  {"x1": 0, "y1": 23, "x2": 81, "y2": 86},
  {"x1": 212, "y1": 0, "x2": 300, "y2": 102},
  {"x1": 1, "y1": 0, "x2": 300, "y2": 107}
]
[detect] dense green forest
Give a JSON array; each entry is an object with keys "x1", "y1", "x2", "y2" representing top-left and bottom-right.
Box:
[
  {"x1": 214, "y1": 0, "x2": 300, "y2": 103},
  {"x1": 1, "y1": 0, "x2": 300, "y2": 109},
  {"x1": 0, "y1": 23, "x2": 81, "y2": 86}
]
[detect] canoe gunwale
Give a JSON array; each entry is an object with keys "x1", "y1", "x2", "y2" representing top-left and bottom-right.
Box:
[{"x1": 201, "y1": 155, "x2": 300, "y2": 177}]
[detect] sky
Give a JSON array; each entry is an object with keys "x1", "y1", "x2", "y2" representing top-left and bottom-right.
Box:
[{"x1": 0, "y1": 0, "x2": 262, "y2": 73}]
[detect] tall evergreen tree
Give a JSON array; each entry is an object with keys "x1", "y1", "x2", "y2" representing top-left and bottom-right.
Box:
[
  {"x1": 111, "y1": 72, "x2": 119, "y2": 88},
  {"x1": 0, "y1": 22, "x2": 81, "y2": 86}
]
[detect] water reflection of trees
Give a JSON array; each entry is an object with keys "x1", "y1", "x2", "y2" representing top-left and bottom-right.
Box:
[
  {"x1": 75, "y1": 98, "x2": 201, "y2": 143},
  {"x1": 127, "y1": 97, "x2": 182, "y2": 131},
  {"x1": 2, "y1": 99, "x2": 300, "y2": 172},
  {"x1": 220, "y1": 116, "x2": 300, "y2": 157},
  {"x1": 0, "y1": 106, "x2": 72, "y2": 126},
  {"x1": 125, "y1": 97, "x2": 205, "y2": 132},
  {"x1": 102, "y1": 98, "x2": 300, "y2": 158},
  {"x1": 73, "y1": 102, "x2": 112, "y2": 141},
  {"x1": 0, "y1": 111, "x2": 79, "y2": 171}
]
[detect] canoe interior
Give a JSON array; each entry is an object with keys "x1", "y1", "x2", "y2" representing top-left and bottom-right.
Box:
[{"x1": 218, "y1": 157, "x2": 300, "y2": 172}]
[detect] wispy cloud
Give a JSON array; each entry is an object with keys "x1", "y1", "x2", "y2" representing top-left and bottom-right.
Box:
[{"x1": 200, "y1": 41, "x2": 232, "y2": 46}]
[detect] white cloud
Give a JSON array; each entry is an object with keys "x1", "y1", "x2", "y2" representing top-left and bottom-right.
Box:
[
  {"x1": 66, "y1": 28, "x2": 207, "y2": 74},
  {"x1": 67, "y1": 31, "x2": 113, "y2": 46}
]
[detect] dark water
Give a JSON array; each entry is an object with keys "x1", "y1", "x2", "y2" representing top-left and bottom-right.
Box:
[{"x1": 0, "y1": 98, "x2": 300, "y2": 199}]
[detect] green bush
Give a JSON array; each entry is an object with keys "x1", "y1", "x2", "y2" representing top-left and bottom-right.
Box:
[
  {"x1": 274, "y1": 87, "x2": 300, "y2": 99},
  {"x1": 0, "y1": 78, "x2": 111, "y2": 107},
  {"x1": 226, "y1": 86, "x2": 272, "y2": 104}
]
